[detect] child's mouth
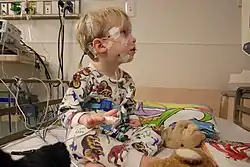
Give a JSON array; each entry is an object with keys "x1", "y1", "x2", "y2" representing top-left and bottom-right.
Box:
[{"x1": 130, "y1": 48, "x2": 136, "y2": 52}]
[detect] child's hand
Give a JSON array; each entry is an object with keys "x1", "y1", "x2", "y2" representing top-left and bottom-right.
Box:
[
  {"x1": 79, "y1": 109, "x2": 118, "y2": 128},
  {"x1": 129, "y1": 119, "x2": 141, "y2": 127}
]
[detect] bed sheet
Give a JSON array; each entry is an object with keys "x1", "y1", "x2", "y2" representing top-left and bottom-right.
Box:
[{"x1": 1, "y1": 102, "x2": 250, "y2": 167}]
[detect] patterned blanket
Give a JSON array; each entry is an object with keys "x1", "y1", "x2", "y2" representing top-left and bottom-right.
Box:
[
  {"x1": 135, "y1": 101, "x2": 219, "y2": 139},
  {"x1": 135, "y1": 101, "x2": 250, "y2": 165}
]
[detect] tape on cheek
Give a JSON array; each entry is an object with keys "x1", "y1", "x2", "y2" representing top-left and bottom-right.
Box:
[
  {"x1": 108, "y1": 27, "x2": 120, "y2": 39},
  {"x1": 106, "y1": 41, "x2": 113, "y2": 50}
]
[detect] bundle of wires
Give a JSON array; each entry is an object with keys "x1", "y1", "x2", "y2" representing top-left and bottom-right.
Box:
[
  {"x1": 20, "y1": 40, "x2": 52, "y2": 89},
  {"x1": 57, "y1": 0, "x2": 73, "y2": 96}
]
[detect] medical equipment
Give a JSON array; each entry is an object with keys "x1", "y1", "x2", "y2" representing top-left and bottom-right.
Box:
[
  {"x1": 0, "y1": 19, "x2": 46, "y2": 67},
  {"x1": 0, "y1": 19, "x2": 25, "y2": 55},
  {"x1": 0, "y1": 20, "x2": 21, "y2": 44}
]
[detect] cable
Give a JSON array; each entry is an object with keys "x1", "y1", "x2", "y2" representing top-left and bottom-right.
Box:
[
  {"x1": 20, "y1": 40, "x2": 53, "y2": 90},
  {"x1": 57, "y1": 1, "x2": 63, "y2": 81},
  {"x1": 60, "y1": 8, "x2": 66, "y2": 96},
  {"x1": 57, "y1": 3, "x2": 67, "y2": 97},
  {"x1": 0, "y1": 77, "x2": 55, "y2": 142},
  {"x1": 1, "y1": 32, "x2": 8, "y2": 78},
  {"x1": 57, "y1": 0, "x2": 73, "y2": 96},
  {"x1": 20, "y1": 40, "x2": 51, "y2": 80},
  {"x1": 27, "y1": 77, "x2": 50, "y2": 131},
  {"x1": 0, "y1": 78, "x2": 39, "y2": 132}
]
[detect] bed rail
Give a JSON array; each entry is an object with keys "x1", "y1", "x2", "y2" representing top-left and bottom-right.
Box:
[{"x1": 234, "y1": 87, "x2": 250, "y2": 131}]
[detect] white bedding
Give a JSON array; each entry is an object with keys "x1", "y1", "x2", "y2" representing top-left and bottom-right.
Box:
[{"x1": 2, "y1": 117, "x2": 250, "y2": 166}]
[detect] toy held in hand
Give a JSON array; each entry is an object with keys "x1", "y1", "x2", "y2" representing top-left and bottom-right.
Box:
[{"x1": 161, "y1": 120, "x2": 206, "y2": 149}]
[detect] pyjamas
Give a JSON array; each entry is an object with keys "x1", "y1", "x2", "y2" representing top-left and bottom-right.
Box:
[{"x1": 58, "y1": 64, "x2": 163, "y2": 167}]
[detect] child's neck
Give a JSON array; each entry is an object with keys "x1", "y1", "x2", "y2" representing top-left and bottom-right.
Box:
[{"x1": 91, "y1": 62, "x2": 119, "y2": 79}]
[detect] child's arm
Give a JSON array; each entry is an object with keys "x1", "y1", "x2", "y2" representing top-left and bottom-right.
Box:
[
  {"x1": 126, "y1": 81, "x2": 139, "y2": 120},
  {"x1": 121, "y1": 72, "x2": 139, "y2": 121},
  {"x1": 124, "y1": 79, "x2": 141, "y2": 127},
  {"x1": 58, "y1": 70, "x2": 118, "y2": 129},
  {"x1": 58, "y1": 75, "x2": 89, "y2": 128}
]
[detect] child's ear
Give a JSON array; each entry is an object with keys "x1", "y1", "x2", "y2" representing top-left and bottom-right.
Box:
[{"x1": 92, "y1": 38, "x2": 107, "y2": 53}]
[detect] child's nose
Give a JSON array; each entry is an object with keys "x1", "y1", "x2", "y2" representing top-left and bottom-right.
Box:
[{"x1": 131, "y1": 35, "x2": 136, "y2": 43}]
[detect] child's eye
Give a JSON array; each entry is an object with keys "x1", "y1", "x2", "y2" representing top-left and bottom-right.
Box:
[
  {"x1": 120, "y1": 30, "x2": 130, "y2": 37},
  {"x1": 120, "y1": 30, "x2": 126, "y2": 34}
]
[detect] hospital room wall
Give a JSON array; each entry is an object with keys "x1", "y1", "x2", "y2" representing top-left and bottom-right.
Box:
[
  {"x1": 2, "y1": 0, "x2": 249, "y2": 112},
  {"x1": 8, "y1": 0, "x2": 247, "y2": 89}
]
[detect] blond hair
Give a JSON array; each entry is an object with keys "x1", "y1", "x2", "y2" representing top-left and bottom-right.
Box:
[{"x1": 76, "y1": 7, "x2": 130, "y2": 59}]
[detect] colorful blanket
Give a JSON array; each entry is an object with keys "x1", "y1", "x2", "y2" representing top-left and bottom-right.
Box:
[
  {"x1": 135, "y1": 101, "x2": 250, "y2": 165},
  {"x1": 135, "y1": 101, "x2": 220, "y2": 139}
]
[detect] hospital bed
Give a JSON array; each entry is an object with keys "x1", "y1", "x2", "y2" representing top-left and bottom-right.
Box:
[{"x1": 0, "y1": 86, "x2": 250, "y2": 167}]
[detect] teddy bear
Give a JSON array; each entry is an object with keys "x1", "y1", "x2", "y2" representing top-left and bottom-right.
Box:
[
  {"x1": 154, "y1": 120, "x2": 206, "y2": 149},
  {"x1": 148, "y1": 120, "x2": 215, "y2": 166},
  {"x1": 148, "y1": 148, "x2": 217, "y2": 167}
]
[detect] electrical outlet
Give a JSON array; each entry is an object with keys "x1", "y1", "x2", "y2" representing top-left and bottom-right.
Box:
[
  {"x1": 1, "y1": 3, "x2": 8, "y2": 15},
  {"x1": 44, "y1": 1, "x2": 52, "y2": 15},
  {"x1": 125, "y1": 0, "x2": 135, "y2": 17}
]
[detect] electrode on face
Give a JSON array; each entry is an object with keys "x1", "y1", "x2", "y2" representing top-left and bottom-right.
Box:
[{"x1": 108, "y1": 27, "x2": 120, "y2": 39}]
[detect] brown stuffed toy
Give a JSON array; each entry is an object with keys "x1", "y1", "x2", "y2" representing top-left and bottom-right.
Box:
[
  {"x1": 149, "y1": 120, "x2": 211, "y2": 167},
  {"x1": 148, "y1": 148, "x2": 217, "y2": 167},
  {"x1": 160, "y1": 120, "x2": 206, "y2": 149}
]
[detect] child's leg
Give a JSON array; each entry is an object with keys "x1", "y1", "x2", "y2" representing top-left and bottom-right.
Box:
[{"x1": 65, "y1": 125, "x2": 146, "y2": 167}]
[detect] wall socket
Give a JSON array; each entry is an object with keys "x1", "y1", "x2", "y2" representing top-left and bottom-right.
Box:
[
  {"x1": 44, "y1": 1, "x2": 52, "y2": 15},
  {"x1": 125, "y1": 0, "x2": 135, "y2": 17},
  {"x1": 1, "y1": 3, "x2": 8, "y2": 15}
]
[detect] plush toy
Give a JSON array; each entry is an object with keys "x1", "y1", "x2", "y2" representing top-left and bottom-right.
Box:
[
  {"x1": 148, "y1": 148, "x2": 217, "y2": 167},
  {"x1": 160, "y1": 120, "x2": 206, "y2": 149}
]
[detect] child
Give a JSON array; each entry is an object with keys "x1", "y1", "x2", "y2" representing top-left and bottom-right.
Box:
[{"x1": 59, "y1": 7, "x2": 163, "y2": 167}]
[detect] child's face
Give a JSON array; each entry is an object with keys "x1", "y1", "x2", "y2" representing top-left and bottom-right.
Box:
[{"x1": 93, "y1": 19, "x2": 136, "y2": 65}]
